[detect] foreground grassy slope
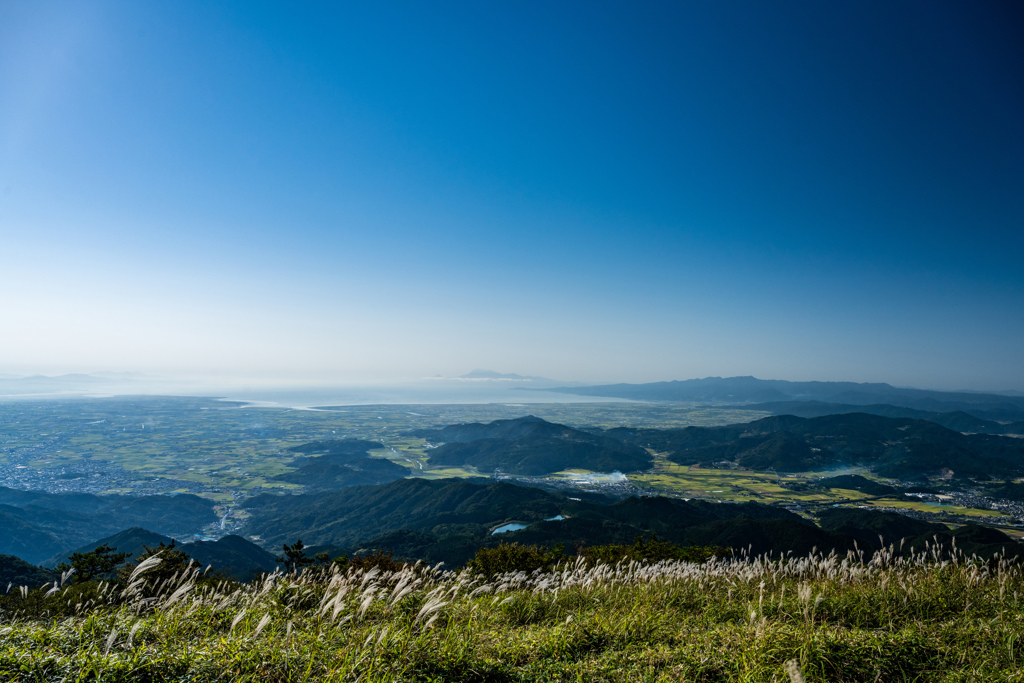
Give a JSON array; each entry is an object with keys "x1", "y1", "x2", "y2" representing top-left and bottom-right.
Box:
[{"x1": 3, "y1": 544, "x2": 1024, "y2": 682}]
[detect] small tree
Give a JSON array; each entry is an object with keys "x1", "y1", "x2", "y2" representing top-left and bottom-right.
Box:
[
  {"x1": 56, "y1": 544, "x2": 130, "y2": 583},
  {"x1": 118, "y1": 541, "x2": 195, "y2": 589},
  {"x1": 277, "y1": 539, "x2": 315, "y2": 573}
]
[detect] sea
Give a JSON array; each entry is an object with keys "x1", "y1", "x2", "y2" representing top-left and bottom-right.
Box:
[
  {"x1": 0, "y1": 377, "x2": 622, "y2": 409},
  {"x1": 195, "y1": 382, "x2": 618, "y2": 409}
]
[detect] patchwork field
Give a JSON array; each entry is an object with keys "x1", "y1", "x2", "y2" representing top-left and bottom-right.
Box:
[{"x1": 630, "y1": 456, "x2": 872, "y2": 502}]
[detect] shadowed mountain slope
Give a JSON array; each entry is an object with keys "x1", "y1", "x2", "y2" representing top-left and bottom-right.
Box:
[
  {"x1": 44, "y1": 528, "x2": 176, "y2": 570},
  {"x1": 0, "y1": 553, "x2": 56, "y2": 587},
  {"x1": 45, "y1": 528, "x2": 279, "y2": 581},
  {"x1": 243, "y1": 478, "x2": 839, "y2": 566},
  {"x1": 0, "y1": 490, "x2": 217, "y2": 565},
  {"x1": 174, "y1": 535, "x2": 279, "y2": 581},
  {"x1": 244, "y1": 478, "x2": 564, "y2": 549},
  {"x1": 249, "y1": 477, "x2": 1023, "y2": 568}
]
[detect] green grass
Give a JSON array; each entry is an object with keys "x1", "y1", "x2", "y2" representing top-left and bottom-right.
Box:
[{"x1": 4, "y1": 545, "x2": 1024, "y2": 681}]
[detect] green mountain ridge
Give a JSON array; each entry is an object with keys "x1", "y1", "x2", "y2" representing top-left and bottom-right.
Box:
[{"x1": 605, "y1": 413, "x2": 1024, "y2": 477}]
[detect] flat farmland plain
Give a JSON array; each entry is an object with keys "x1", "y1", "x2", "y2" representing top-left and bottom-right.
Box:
[{"x1": 0, "y1": 396, "x2": 764, "y2": 499}]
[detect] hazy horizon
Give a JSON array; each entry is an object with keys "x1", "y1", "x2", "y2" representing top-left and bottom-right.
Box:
[
  {"x1": 0, "y1": 369, "x2": 1021, "y2": 399},
  {"x1": 3, "y1": 1, "x2": 1022, "y2": 391}
]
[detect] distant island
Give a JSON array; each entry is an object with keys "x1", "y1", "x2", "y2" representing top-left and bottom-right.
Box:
[{"x1": 456, "y1": 369, "x2": 552, "y2": 382}]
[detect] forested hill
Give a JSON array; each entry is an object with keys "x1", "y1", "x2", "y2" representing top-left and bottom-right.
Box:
[
  {"x1": 604, "y1": 413, "x2": 1024, "y2": 478},
  {"x1": 412, "y1": 416, "x2": 652, "y2": 475},
  {"x1": 284, "y1": 439, "x2": 385, "y2": 457},
  {"x1": 274, "y1": 438, "x2": 406, "y2": 491},
  {"x1": 0, "y1": 553, "x2": 55, "y2": 587}
]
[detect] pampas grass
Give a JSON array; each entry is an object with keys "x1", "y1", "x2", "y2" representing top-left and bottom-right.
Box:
[{"x1": 1, "y1": 542, "x2": 1024, "y2": 680}]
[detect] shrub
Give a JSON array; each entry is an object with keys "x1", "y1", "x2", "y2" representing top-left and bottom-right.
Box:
[
  {"x1": 348, "y1": 549, "x2": 406, "y2": 573},
  {"x1": 56, "y1": 544, "x2": 130, "y2": 583},
  {"x1": 468, "y1": 542, "x2": 565, "y2": 577},
  {"x1": 577, "y1": 535, "x2": 728, "y2": 565}
]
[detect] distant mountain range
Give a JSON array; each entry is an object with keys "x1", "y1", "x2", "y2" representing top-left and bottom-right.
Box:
[
  {"x1": 0, "y1": 373, "x2": 122, "y2": 395},
  {"x1": 737, "y1": 401, "x2": 1024, "y2": 435},
  {"x1": 0, "y1": 372, "x2": 160, "y2": 397},
  {"x1": 544, "y1": 376, "x2": 1024, "y2": 422}
]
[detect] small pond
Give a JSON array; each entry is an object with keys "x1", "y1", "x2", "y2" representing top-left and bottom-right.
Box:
[{"x1": 491, "y1": 515, "x2": 566, "y2": 535}]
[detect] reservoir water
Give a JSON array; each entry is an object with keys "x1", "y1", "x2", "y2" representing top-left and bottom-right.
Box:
[{"x1": 491, "y1": 515, "x2": 565, "y2": 535}]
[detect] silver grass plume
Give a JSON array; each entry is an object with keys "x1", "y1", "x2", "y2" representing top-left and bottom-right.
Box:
[
  {"x1": 785, "y1": 659, "x2": 806, "y2": 683},
  {"x1": 252, "y1": 613, "x2": 272, "y2": 638},
  {"x1": 128, "y1": 554, "x2": 163, "y2": 583},
  {"x1": 103, "y1": 627, "x2": 119, "y2": 656},
  {"x1": 230, "y1": 608, "x2": 248, "y2": 633}
]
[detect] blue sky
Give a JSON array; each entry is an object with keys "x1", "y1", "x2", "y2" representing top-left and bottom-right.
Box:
[{"x1": 1, "y1": 1, "x2": 1022, "y2": 389}]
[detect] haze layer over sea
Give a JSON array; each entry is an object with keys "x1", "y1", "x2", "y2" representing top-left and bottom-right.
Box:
[
  {"x1": 206, "y1": 381, "x2": 619, "y2": 409},
  {"x1": 0, "y1": 376, "x2": 622, "y2": 408}
]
